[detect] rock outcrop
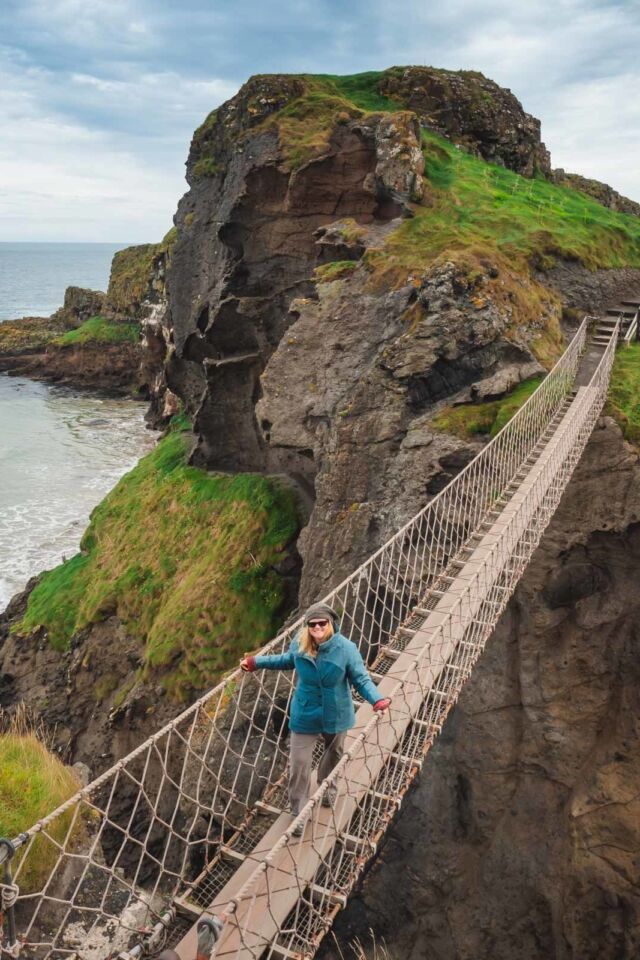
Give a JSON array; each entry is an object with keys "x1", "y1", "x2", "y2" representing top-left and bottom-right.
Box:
[
  {"x1": 321, "y1": 417, "x2": 640, "y2": 960},
  {"x1": 553, "y1": 170, "x2": 640, "y2": 218},
  {"x1": 15, "y1": 338, "x2": 145, "y2": 394},
  {"x1": 379, "y1": 66, "x2": 551, "y2": 176},
  {"x1": 164, "y1": 70, "x2": 569, "y2": 601},
  {"x1": 50, "y1": 286, "x2": 106, "y2": 327}
]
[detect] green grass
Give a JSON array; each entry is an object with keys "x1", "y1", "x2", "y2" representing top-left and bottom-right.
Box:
[
  {"x1": 314, "y1": 260, "x2": 358, "y2": 282},
  {"x1": 0, "y1": 731, "x2": 80, "y2": 892},
  {"x1": 54, "y1": 315, "x2": 140, "y2": 347},
  {"x1": 606, "y1": 342, "x2": 640, "y2": 446},
  {"x1": 18, "y1": 420, "x2": 301, "y2": 701},
  {"x1": 431, "y1": 376, "x2": 544, "y2": 439},
  {"x1": 366, "y1": 130, "x2": 640, "y2": 284},
  {"x1": 320, "y1": 71, "x2": 400, "y2": 112},
  {"x1": 193, "y1": 157, "x2": 223, "y2": 178}
]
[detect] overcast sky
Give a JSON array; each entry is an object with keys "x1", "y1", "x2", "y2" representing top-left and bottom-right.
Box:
[{"x1": 1, "y1": 0, "x2": 638, "y2": 242}]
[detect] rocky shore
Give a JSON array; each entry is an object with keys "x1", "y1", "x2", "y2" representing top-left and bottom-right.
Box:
[{"x1": 0, "y1": 235, "x2": 175, "y2": 400}]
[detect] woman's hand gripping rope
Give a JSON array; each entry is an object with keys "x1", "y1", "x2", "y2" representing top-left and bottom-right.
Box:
[{"x1": 373, "y1": 698, "x2": 391, "y2": 712}]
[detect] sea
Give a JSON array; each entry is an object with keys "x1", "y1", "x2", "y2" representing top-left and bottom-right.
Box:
[{"x1": 0, "y1": 242, "x2": 157, "y2": 612}]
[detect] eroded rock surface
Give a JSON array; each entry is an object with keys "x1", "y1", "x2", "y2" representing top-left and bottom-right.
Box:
[
  {"x1": 164, "y1": 71, "x2": 567, "y2": 600},
  {"x1": 258, "y1": 261, "x2": 549, "y2": 603},
  {"x1": 379, "y1": 66, "x2": 551, "y2": 176},
  {"x1": 321, "y1": 418, "x2": 640, "y2": 960}
]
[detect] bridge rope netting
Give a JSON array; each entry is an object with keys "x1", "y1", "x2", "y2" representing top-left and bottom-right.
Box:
[{"x1": 0, "y1": 318, "x2": 618, "y2": 960}]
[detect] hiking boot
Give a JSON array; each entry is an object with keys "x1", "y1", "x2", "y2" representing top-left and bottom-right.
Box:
[
  {"x1": 291, "y1": 818, "x2": 305, "y2": 838},
  {"x1": 321, "y1": 788, "x2": 337, "y2": 808}
]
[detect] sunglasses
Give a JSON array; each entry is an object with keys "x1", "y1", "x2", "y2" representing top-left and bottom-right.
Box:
[{"x1": 307, "y1": 620, "x2": 329, "y2": 628}]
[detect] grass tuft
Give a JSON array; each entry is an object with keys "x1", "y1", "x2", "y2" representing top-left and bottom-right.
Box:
[
  {"x1": 314, "y1": 260, "x2": 358, "y2": 283},
  {"x1": 0, "y1": 710, "x2": 80, "y2": 892},
  {"x1": 606, "y1": 342, "x2": 640, "y2": 446},
  {"x1": 54, "y1": 315, "x2": 140, "y2": 347},
  {"x1": 193, "y1": 158, "x2": 223, "y2": 178},
  {"x1": 18, "y1": 421, "x2": 300, "y2": 700},
  {"x1": 431, "y1": 376, "x2": 544, "y2": 439}
]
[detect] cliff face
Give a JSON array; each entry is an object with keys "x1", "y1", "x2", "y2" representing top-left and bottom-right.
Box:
[
  {"x1": 321, "y1": 417, "x2": 640, "y2": 960},
  {"x1": 3, "y1": 66, "x2": 640, "y2": 955},
  {"x1": 164, "y1": 69, "x2": 640, "y2": 604},
  {"x1": 164, "y1": 70, "x2": 573, "y2": 602}
]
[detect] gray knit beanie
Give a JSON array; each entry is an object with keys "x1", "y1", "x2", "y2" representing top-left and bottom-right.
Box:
[{"x1": 303, "y1": 602, "x2": 339, "y2": 626}]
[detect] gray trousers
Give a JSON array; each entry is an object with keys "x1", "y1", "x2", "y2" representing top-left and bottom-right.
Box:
[{"x1": 289, "y1": 731, "x2": 346, "y2": 815}]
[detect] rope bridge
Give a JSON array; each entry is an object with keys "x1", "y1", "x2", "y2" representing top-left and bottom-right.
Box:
[{"x1": 0, "y1": 317, "x2": 619, "y2": 960}]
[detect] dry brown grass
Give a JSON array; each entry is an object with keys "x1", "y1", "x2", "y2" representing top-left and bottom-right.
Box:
[{"x1": 330, "y1": 931, "x2": 398, "y2": 960}]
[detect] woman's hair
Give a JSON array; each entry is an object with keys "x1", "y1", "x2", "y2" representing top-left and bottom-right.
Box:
[{"x1": 299, "y1": 621, "x2": 334, "y2": 656}]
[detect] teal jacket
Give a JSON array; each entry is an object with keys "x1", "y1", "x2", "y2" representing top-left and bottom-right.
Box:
[{"x1": 254, "y1": 632, "x2": 381, "y2": 735}]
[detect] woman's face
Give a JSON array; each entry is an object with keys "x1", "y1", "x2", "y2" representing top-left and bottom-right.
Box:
[{"x1": 307, "y1": 619, "x2": 331, "y2": 643}]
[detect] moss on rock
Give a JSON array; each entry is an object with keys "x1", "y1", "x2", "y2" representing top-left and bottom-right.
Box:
[
  {"x1": 314, "y1": 260, "x2": 358, "y2": 283},
  {"x1": 0, "y1": 316, "x2": 67, "y2": 357},
  {"x1": 105, "y1": 229, "x2": 177, "y2": 318}
]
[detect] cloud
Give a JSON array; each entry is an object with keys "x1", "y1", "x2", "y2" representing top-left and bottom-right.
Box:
[
  {"x1": 0, "y1": 43, "x2": 236, "y2": 240},
  {"x1": 0, "y1": 0, "x2": 638, "y2": 240},
  {"x1": 543, "y1": 71, "x2": 640, "y2": 198}
]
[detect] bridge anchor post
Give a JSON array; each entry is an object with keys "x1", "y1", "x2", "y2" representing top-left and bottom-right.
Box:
[{"x1": 0, "y1": 838, "x2": 20, "y2": 959}]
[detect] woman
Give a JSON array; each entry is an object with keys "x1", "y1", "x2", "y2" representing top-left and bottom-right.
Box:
[{"x1": 240, "y1": 602, "x2": 391, "y2": 836}]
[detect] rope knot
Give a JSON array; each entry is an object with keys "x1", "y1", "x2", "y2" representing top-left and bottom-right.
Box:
[{"x1": 1, "y1": 880, "x2": 19, "y2": 911}]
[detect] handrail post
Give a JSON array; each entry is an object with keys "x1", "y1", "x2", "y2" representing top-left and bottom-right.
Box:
[{"x1": 0, "y1": 838, "x2": 20, "y2": 958}]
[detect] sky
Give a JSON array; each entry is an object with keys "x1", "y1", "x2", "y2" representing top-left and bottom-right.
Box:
[{"x1": 1, "y1": 0, "x2": 638, "y2": 242}]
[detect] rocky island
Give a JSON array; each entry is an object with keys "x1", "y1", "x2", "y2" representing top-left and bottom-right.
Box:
[{"x1": 1, "y1": 66, "x2": 640, "y2": 959}]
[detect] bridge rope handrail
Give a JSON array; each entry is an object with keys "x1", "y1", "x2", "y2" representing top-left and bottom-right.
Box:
[
  {"x1": 4, "y1": 318, "x2": 586, "y2": 858},
  {"x1": 3, "y1": 315, "x2": 621, "y2": 960},
  {"x1": 216, "y1": 323, "x2": 618, "y2": 951}
]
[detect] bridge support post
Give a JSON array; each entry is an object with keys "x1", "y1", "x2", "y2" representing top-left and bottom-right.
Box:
[{"x1": 0, "y1": 839, "x2": 20, "y2": 958}]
